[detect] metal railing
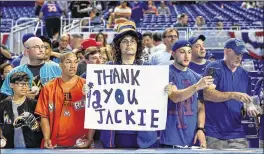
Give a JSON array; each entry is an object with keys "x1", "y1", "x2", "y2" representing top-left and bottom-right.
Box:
[
  {"x1": 11, "y1": 18, "x2": 43, "y2": 55},
  {"x1": 61, "y1": 17, "x2": 107, "y2": 34}
]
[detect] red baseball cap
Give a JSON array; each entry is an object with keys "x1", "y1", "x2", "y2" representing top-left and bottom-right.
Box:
[{"x1": 81, "y1": 39, "x2": 102, "y2": 50}]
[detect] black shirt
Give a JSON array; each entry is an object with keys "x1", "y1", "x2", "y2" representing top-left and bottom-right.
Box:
[{"x1": 0, "y1": 97, "x2": 42, "y2": 148}]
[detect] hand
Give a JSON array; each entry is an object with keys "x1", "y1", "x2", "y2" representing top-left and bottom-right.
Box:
[
  {"x1": 193, "y1": 130, "x2": 207, "y2": 148},
  {"x1": 195, "y1": 76, "x2": 214, "y2": 90},
  {"x1": 231, "y1": 92, "x2": 252, "y2": 104},
  {"x1": 244, "y1": 103, "x2": 260, "y2": 117},
  {"x1": 26, "y1": 90, "x2": 39, "y2": 99},
  {"x1": 0, "y1": 135, "x2": 7, "y2": 148},
  {"x1": 164, "y1": 82, "x2": 173, "y2": 95},
  {"x1": 75, "y1": 138, "x2": 92, "y2": 148},
  {"x1": 13, "y1": 112, "x2": 39, "y2": 131},
  {"x1": 44, "y1": 139, "x2": 57, "y2": 149},
  {"x1": 82, "y1": 84, "x2": 90, "y2": 95}
]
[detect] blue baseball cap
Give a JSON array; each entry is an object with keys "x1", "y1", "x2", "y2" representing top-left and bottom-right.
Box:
[
  {"x1": 224, "y1": 38, "x2": 248, "y2": 55},
  {"x1": 22, "y1": 33, "x2": 35, "y2": 46},
  {"x1": 172, "y1": 40, "x2": 191, "y2": 52},
  {"x1": 188, "y1": 35, "x2": 206, "y2": 45}
]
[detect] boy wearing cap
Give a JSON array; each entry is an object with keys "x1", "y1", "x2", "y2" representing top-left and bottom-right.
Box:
[
  {"x1": 203, "y1": 38, "x2": 259, "y2": 149},
  {"x1": 100, "y1": 21, "x2": 158, "y2": 149},
  {"x1": 161, "y1": 40, "x2": 214, "y2": 148},
  {"x1": 188, "y1": 35, "x2": 211, "y2": 75}
]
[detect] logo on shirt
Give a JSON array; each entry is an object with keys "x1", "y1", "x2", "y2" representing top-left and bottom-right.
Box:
[
  {"x1": 168, "y1": 79, "x2": 195, "y2": 130},
  {"x1": 3, "y1": 111, "x2": 12, "y2": 124},
  {"x1": 48, "y1": 102, "x2": 55, "y2": 112},
  {"x1": 64, "y1": 109, "x2": 70, "y2": 116},
  {"x1": 73, "y1": 99, "x2": 85, "y2": 111}
]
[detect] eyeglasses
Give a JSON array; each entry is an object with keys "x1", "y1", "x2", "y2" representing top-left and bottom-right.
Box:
[
  {"x1": 27, "y1": 45, "x2": 46, "y2": 50},
  {"x1": 165, "y1": 35, "x2": 178, "y2": 39},
  {"x1": 120, "y1": 39, "x2": 137, "y2": 45},
  {"x1": 15, "y1": 82, "x2": 30, "y2": 87}
]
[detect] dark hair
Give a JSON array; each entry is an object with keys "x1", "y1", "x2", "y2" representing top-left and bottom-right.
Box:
[
  {"x1": 95, "y1": 32, "x2": 107, "y2": 47},
  {"x1": 84, "y1": 47, "x2": 101, "y2": 60},
  {"x1": 162, "y1": 28, "x2": 179, "y2": 39},
  {"x1": 143, "y1": 32, "x2": 153, "y2": 39},
  {"x1": 60, "y1": 52, "x2": 77, "y2": 63},
  {"x1": 0, "y1": 62, "x2": 12, "y2": 75},
  {"x1": 75, "y1": 49, "x2": 85, "y2": 56},
  {"x1": 10, "y1": 72, "x2": 29, "y2": 83},
  {"x1": 52, "y1": 40, "x2": 59, "y2": 49},
  {"x1": 152, "y1": 32, "x2": 162, "y2": 42},
  {"x1": 180, "y1": 13, "x2": 188, "y2": 19},
  {"x1": 39, "y1": 36, "x2": 52, "y2": 48},
  {"x1": 112, "y1": 34, "x2": 143, "y2": 64}
]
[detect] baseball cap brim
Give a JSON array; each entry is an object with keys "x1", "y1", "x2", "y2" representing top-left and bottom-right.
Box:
[
  {"x1": 113, "y1": 30, "x2": 141, "y2": 42},
  {"x1": 189, "y1": 35, "x2": 206, "y2": 45},
  {"x1": 233, "y1": 45, "x2": 248, "y2": 55}
]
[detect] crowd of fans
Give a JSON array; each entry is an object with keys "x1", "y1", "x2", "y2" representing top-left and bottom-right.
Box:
[{"x1": 0, "y1": 0, "x2": 263, "y2": 151}]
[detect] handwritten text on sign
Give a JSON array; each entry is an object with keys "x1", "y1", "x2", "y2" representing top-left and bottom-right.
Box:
[{"x1": 84, "y1": 65, "x2": 169, "y2": 131}]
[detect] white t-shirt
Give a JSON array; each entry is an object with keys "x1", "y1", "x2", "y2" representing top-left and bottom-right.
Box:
[{"x1": 114, "y1": 6, "x2": 132, "y2": 14}]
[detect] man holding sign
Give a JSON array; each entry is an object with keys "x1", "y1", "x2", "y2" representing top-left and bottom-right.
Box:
[
  {"x1": 35, "y1": 52, "x2": 94, "y2": 148},
  {"x1": 161, "y1": 40, "x2": 214, "y2": 148},
  {"x1": 85, "y1": 21, "x2": 166, "y2": 149}
]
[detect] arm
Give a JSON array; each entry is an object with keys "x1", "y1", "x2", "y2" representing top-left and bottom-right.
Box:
[
  {"x1": 204, "y1": 85, "x2": 252, "y2": 104},
  {"x1": 87, "y1": 129, "x2": 95, "y2": 147},
  {"x1": 50, "y1": 51, "x2": 61, "y2": 58},
  {"x1": 193, "y1": 100, "x2": 206, "y2": 148},
  {"x1": 41, "y1": 117, "x2": 56, "y2": 148},
  {"x1": 203, "y1": 85, "x2": 233, "y2": 102},
  {"x1": 197, "y1": 100, "x2": 205, "y2": 128},
  {"x1": 169, "y1": 76, "x2": 214, "y2": 103},
  {"x1": 0, "y1": 47, "x2": 12, "y2": 59},
  {"x1": 41, "y1": 117, "x2": 51, "y2": 141},
  {"x1": 169, "y1": 84, "x2": 198, "y2": 103}
]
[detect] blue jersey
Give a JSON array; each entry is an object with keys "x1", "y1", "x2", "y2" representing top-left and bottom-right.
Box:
[
  {"x1": 204, "y1": 60, "x2": 251, "y2": 139},
  {"x1": 40, "y1": 2, "x2": 62, "y2": 19},
  {"x1": 160, "y1": 65, "x2": 201, "y2": 146},
  {"x1": 1, "y1": 62, "x2": 62, "y2": 96},
  {"x1": 189, "y1": 60, "x2": 210, "y2": 75}
]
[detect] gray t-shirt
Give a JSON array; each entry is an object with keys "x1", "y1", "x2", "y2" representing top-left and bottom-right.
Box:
[{"x1": 12, "y1": 101, "x2": 26, "y2": 148}]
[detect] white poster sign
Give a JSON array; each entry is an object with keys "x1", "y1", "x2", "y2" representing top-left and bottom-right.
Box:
[{"x1": 84, "y1": 64, "x2": 169, "y2": 131}]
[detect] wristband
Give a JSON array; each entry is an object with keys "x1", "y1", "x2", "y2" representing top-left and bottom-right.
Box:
[{"x1": 196, "y1": 127, "x2": 205, "y2": 133}]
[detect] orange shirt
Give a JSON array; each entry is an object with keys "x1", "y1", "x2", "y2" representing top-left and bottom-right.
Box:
[{"x1": 35, "y1": 76, "x2": 88, "y2": 147}]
